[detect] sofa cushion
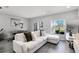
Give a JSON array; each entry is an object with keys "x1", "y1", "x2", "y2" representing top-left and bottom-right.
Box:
[
  {"x1": 15, "y1": 33, "x2": 26, "y2": 42},
  {"x1": 35, "y1": 38, "x2": 44, "y2": 41},
  {"x1": 48, "y1": 35, "x2": 59, "y2": 39},
  {"x1": 24, "y1": 32, "x2": 32, "y2": 42},
  {"x1": 27, "y1": 40, "x2": 43, "y2": 51},
  {"x1": 38, "y1": 36, "x2": 47, "y2": 40}
]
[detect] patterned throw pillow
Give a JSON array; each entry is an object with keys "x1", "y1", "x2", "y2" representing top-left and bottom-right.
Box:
[{"x1": 15, "y1": 33, "x2": 26, "y2": 42}]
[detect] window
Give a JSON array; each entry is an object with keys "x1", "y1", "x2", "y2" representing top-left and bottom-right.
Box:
[{"x1": 52, "y1": 19, "x2": 65, "y2": 34}]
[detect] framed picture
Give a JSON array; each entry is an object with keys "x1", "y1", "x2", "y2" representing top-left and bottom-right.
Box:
[
  {"x1": 34, "y1": 23, "x2": 38, "y2": 31},
  {"x1": 39, "y1": 21, "x2": 43, "y2": 30},
  {"x1": 10, "y1": 18, "x2": 23, "y2": 30}
]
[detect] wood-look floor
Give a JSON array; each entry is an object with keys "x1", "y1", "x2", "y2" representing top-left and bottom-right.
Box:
[
  {"x1": 0, "y1": 40, "x2": 75, "y2": 53},
  {"x1": 35, "y1": 41, "x2": 75, "y2": 53}
]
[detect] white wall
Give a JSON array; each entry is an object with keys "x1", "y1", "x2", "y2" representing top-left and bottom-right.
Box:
[
  {"x1": 9, "y1": 16, "x2": 29, "y2": 31},
  {"x1": 0, "y1": 13, "x2": 29, "y2": 32},
  {"x1": 0, "y1": 9, "x2": 78, "y2": 33},
  {"x1": 29, "y1": 10, "x2": 78, "y2": 34},
  {"x1": 72, "y1": 25, "x2": 79, "y2": 34},
  {"x1": 22, "y1": 18, "x2": 29, "y2": 31},
  {"x1": 0, "y1": 14, "x2": 11, "y2": 31},
  {"x1": 29, "y1": 16, "x2": 52, "y2": 33}
]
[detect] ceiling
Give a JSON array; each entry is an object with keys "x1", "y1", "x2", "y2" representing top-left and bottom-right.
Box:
[{"x1": 0, "y1": 6, "x2": 78, "y2": 18}]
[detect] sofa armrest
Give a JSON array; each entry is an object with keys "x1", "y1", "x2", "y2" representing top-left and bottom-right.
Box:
[{"x1": 13, "y1": 40, "x2": 28, "y2": 53}]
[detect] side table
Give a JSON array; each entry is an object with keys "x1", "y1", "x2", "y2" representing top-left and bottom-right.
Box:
[{"x1": 69, "y1": 36, "x2": 75, "y2": 49}]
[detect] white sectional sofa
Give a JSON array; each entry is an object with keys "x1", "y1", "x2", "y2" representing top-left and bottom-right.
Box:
[{"x1": 13, "y1": 31, "x2": 59, "y2": 53}]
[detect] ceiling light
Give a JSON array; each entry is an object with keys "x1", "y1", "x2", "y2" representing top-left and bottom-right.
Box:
[{"x1": 67, "y1": 6, "x2": 71, "y2": 8}]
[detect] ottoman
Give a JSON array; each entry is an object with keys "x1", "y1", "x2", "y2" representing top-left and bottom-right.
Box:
[{"x1": 47, "y1": 35, "x2": 60, "y2": 44}]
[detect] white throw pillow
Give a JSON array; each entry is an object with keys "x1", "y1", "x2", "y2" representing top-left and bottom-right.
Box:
[
  {"x1": 34, "y1": 30, "x2": 40, "y2": 37},
  {"x1": 15, "y1": 33, "x2": 27, "y2": 42},
  {"x1": 42, "y1": 31, "x2": 47, "y2": 36},
  {"x1": 31, "y1": 32, "x2": 38, "y2": 41}
]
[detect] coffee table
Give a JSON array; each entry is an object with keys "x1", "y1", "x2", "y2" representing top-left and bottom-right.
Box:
[{"x1": 69, "y1": 36, "x2": 75, "y2": 49}]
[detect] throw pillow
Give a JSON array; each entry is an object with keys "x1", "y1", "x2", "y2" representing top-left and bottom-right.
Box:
[
  {"x1": 24, "y1": 32, "x2": 32, "y2": 42},
  {"x1": 31, "y1": 32, "x2": 38, "y2": 41},
  {"x1": 34, "y1": 30, "x2": 40, "y2": 37},
  {"x1": 42, "y1": 31, "x2": 46, "y2": 36},
  {"x1": 15, "y1": 33, "x2": 26, "y2": 42}
]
